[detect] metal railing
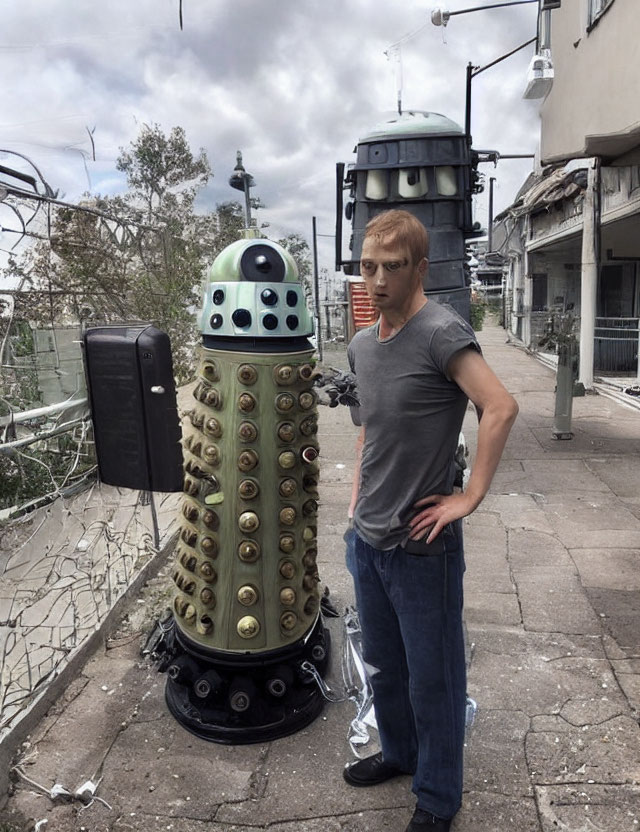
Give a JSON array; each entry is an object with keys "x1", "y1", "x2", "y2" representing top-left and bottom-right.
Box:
[{"x1": 594, "y1": 317, "x2": 639, "y2": 373}]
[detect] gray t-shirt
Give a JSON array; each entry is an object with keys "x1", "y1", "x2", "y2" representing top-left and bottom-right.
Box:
[{"x1": 348, "y1": 301, "x2": 480, "y2": 550}]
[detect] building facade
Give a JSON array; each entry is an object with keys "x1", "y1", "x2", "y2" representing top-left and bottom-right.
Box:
[{"x1": 501, "y1": 0, "x2": 640, "y2": 383}]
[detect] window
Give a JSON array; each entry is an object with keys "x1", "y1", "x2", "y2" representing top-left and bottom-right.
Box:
[
  {"x1": 435, "y1": 166, "x2": 458, "y2": 196},
  {"x1": 588, "y1": 0, "x2": 614, "y2": 27},
  {"x1": 365, "y1": 170, "x2": 388, "y2": 200},
  {"x1": 397, "y1": 168, "x2": 428, "y2": 199}
]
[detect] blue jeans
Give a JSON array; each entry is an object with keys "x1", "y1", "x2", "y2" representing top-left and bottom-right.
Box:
[{"x1": 346, "y1": 523, "x2": 466, "y2": 819}]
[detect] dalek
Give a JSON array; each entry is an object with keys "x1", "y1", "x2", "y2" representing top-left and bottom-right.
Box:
[{"x1": 164, "y1": 237, "x2": 330, "y2": 743}]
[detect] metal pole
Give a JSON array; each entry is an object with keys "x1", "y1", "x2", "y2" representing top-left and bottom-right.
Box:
[
  {"x1": 465, "y1": 62, "x2": 473, "y2": 140},
  {"x1": 243, "y1": 177, "x2": 252, "y2": 229},
  {"x1": 579, "y1": 159, "x2": 600, "y2": 389},
  {"x1": 450, "y1": 0, "x2": 539, "y2": 14},
  {"x1": 488, "y1": 176, "x2": 496, "y2": 252},
  {"x1": 312, "y1": 216, "x2": 323, "y2": 361}
]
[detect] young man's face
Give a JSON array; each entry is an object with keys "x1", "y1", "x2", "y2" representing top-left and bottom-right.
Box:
[{"x1": 360, "y1": 236, "x2": 427, "y2": 313}]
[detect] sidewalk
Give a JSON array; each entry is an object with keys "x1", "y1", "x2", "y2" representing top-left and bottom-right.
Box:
[{"x1": 1, "y1": 321, "x2": 639, "y2": 832}]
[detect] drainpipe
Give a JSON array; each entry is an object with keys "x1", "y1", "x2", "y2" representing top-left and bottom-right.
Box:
[
  {"x1": 579, "y1": 158, "x2": 601, "y2": 389},
  {"x1": 523, "y1": 215, "x2": 532, "y2": 347}
]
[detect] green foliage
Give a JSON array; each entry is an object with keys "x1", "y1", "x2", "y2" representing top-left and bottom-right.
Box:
[
  {"x1": 117, "y1": 124, "x2": 211, "y2": 216},
  {"x1": 469, "y1": 297, "x2": 487, "y2": 331},
  {"x1": 1, "y1": 125, "x2": 247, "y2": 383},
  {"x1": 276, "y1": 233, "x2": 312, "y2": 298}
]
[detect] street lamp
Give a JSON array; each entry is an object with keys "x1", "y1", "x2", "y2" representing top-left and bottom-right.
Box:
[
  {"x1": 431, "y1": 1, "x2": 557, "y2": 139},
  {"x1": 228, "y1": 150, "x2": 255, "y2": 230}
]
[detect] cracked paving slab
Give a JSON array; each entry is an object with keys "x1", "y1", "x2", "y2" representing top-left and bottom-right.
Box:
[
  {"x1": 536, "y1": 783, "x2": 640, "y2": 832},
  {"x1": 525, "y1": 716, "x2": 640, "y2": 815}
]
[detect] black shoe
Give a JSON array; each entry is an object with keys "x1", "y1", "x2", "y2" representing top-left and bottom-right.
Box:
[
  {"x1": 405, "y1": 807, "x2": 452, "y2": 831},
  {"x1": 343, "y1": 751, "x2": 407, "y2": 787}
]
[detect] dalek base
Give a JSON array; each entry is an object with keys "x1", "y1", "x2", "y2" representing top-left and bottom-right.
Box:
[{"x1": 163, "y1": 613, "x2": 330, "y2": 744}]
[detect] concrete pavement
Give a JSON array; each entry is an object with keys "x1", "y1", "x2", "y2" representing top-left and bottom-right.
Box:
[{"x1": 1, "y1": 320, "x2": 639, "y2": 832}]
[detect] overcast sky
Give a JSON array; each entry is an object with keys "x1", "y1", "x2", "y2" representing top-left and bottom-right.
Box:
[{"x1": 1, "y1": 0, "x2": 541, "y2": 278}]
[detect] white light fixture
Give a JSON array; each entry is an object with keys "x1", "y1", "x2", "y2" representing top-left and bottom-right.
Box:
[
  {"x1": 523, "y1": 50, "x2": 554, "y2": 99},
  {"x1": 430, "y1": 6, "x2": 450, "y2": 26}
]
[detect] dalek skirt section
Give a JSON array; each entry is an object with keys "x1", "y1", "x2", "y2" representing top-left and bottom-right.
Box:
[{"x1": 175, "y1": 346, "x2": 320, "y2": 653}]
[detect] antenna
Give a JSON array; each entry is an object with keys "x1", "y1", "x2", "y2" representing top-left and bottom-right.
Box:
[{"x1": 385, "y1": 45, "x2": 403, "y2": 115}]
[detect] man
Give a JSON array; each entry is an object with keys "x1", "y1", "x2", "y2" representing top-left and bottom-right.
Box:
[{"x1": 343, "y1": 210, "x2": 518, "y2": 831}]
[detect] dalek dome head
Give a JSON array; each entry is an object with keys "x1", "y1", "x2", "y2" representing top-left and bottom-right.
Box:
[{"x1": 200, "y1": 239, "x2": 314, "y2": 339}]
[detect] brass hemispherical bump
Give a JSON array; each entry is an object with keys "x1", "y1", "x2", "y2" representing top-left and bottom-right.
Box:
[
  {"x1": 275, "y1": 365, "x2": 294, "y2": 385},
  {"x1": 301, "y1": 446, "x2": 318, "y2": 464},
  {"x1": 277, "y1": 422, "x2": 296, "y2": 443},
  {"x1": 278, "y1": 451, "x2": 296, "y2": 469},
  {"x1": 302, "y1": 498, "x2": 318, "y2": 516},
  {"x1": 200, "y1": 587, "x2": 216, "y2": 608},
  {"x1": 298, "y1": 364, "x2": 314, "y2": 381},
  {"x1": 238, "y1": 478, "x2": 260, "y2": 500},
  {"x1": 180, "y1": 527, "x2": 198, "y2": 547},
  {"x1": 196, "y1": 615, "x2": 214, "y2": 636},
  {"x1": 238, "y1": 392, "x2": 256, "y2": 413},
  {"x1": 184, "y1": 604, "x2": 197, "y2": 623},
  {"x1": 204, "y1": 388, "x2": 221, "y2": 408},
  {"x1": 237, "y1": 615, "x2": 260, "y2": 639},
  {"x1": 202, "y1": 361, "x2": 219, "y2": 381},
  {"x1": 174, "y1": 596, "x2": 189, "y2": 617},
  {"x1": 184, "y1": 476, "x2": 199, "y2": 497},
  {"x1": 279, "y1": 534, "x2": 295, "y2": 554},
  {"x1": 279, "y1": 560, "x2": 296, "y2": 579},
  {"x1": 275, "y1": 393, "x2": 295, "y2": 412},
  {"x1": 280, "y1": 611, "x2": 298, "y2": 632},
  {"x1": 238, "y1": 421, "x2": 258, "y2": 442},
  {"x1": 238, "y1": 539, "x2": 260, "y2": 562},
  {"x1": 203, "y1": 444, "x2": 221, "y2": 466},
  {"x1": 200, "y1": 536, "x2": 218, "y2": 557},
  {"x1": 302, "y1": 550, "x2": 317, "y2": 569},
  {"x1": 304, "y1": 595, "x2": 319, "y2": 616},
  {"x1": 299, "y1": 416, "x2": 318, "y2": 437},
  {"x1": 298, "y1": 391, "x2": 315, "y2": 410},
  {"x1": 237, "y1": 585, "x2": 258, "y2": 606},
  {"x1": 204, "y1": 417, "x2": 222, "y2": 438},
  {"x1": 190, "y1": 410, "x2": 204, "y2": 428},
  {"x1": 237, "y1": 364, "x2": 258, "y2": 385},
  {"x1": 303, "y1": 573, "x2": 319, "y2": 591},
  {"x1": 179, "y1": 550, "x2": 197, "y2": 571},
  {"x1": 279, "y1": 478, "x2": 297, "y2": 498},
  {"x1": 202, "y1": 510, "x2": 219, "y2": 530},
  {"x1": 182, "y1": 502, "x2": 199, "y2": 523},
  {"x1": 303, "y1": 475, "x2": 318, "y2": 492},
  {"x1": 280, "y1": 587, "x2": 296, "y2": 606},
  {"x1": 279, "y1": 507, "x2": 297, "y2": 526},
  {"x1": 238, "y1": 449, "x2": 259, "y2": 472},
  {"x1": 238, "y1": 511, "x2": 260, "y2": 533},
  {"x1": 303, "y1": 526, "x2": 316, "y2": 542},
  {"x1": 199, "y1": 561, "x2": 217, "y2": 583}
]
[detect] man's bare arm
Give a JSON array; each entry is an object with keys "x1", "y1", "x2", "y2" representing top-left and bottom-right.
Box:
[
  {"x1": 409, "y1": 348, "x2": 518, "y2": 542},
  {"x1": 348, "y1": 427, "x2": 365, "y2": 521}
]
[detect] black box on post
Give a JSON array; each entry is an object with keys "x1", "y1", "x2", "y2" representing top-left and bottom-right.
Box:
[{"x1": 83, "y1": 324, "x2": 183, "y2": 492}]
